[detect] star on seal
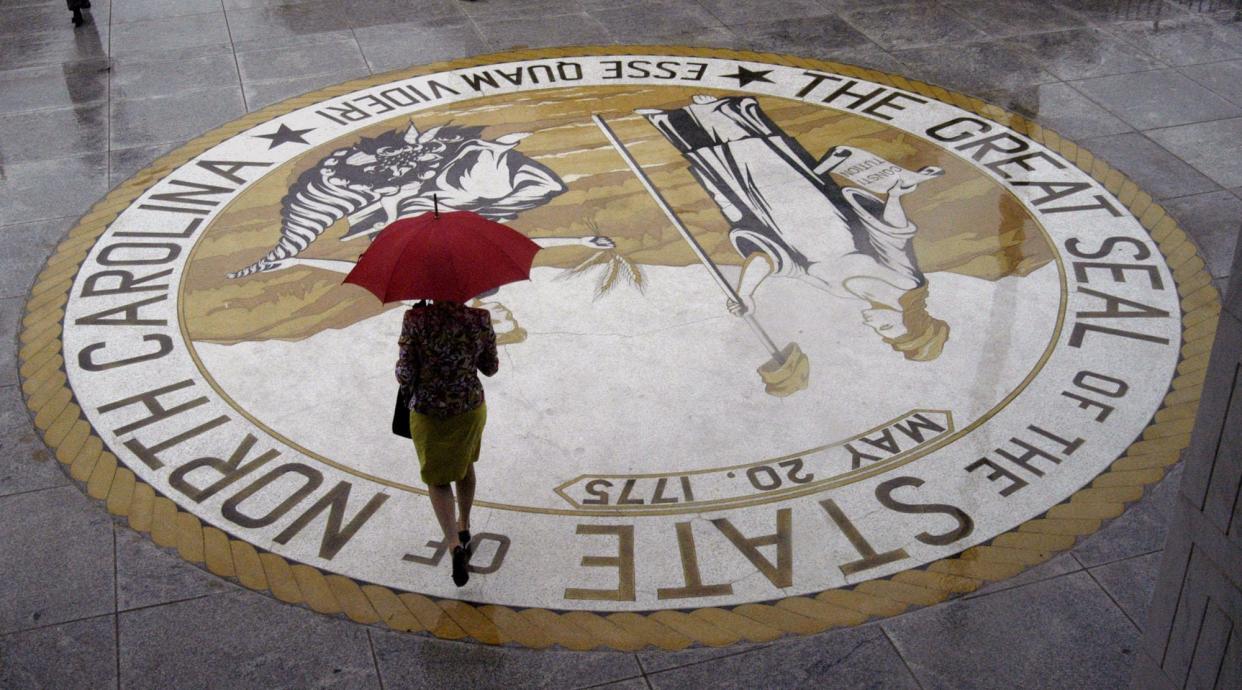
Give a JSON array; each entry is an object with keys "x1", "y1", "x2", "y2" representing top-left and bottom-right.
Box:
[
  {"x1": 254, "y1": 123, "x2": 314, "y2": 149},
  {"x1": 722, "y1": 65, "x2": 774, "y2": 87}
]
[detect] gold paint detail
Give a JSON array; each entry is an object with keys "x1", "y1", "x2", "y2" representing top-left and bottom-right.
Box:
[{"x1": 16, "y1": 45, "x2": 1216, "y2": 650}]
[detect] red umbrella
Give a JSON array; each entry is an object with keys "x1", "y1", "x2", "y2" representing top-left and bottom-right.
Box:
[
  {"x1": 343, "y1": 210, "x2": 541, "y2": 303},
  {"x1": 340, "y1": 208, "x2": 539, "y2": 302}
]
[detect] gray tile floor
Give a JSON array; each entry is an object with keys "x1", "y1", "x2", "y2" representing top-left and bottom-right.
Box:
[{"x1": 2, "y1": 0, "x2": 1240, "y2": 687}]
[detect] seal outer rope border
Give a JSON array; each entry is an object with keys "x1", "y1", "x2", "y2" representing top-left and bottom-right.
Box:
[{"x1": 18, "y1": 45, "x2": 1220, "y2": 650}]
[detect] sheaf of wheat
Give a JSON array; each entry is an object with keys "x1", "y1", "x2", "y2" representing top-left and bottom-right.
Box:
[{"x1": 555, "y1": 219, "x2": 646, "y2": 299}]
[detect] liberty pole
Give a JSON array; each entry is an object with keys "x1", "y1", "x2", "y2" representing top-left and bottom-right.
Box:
[{"x1": 592, "y1": 114, "x2": 787, "y2": 365}]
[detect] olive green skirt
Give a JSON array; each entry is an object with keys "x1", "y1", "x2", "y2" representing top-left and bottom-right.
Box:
[{"x1": 409, "y1": 403, "x2": 486, "y2": 485}]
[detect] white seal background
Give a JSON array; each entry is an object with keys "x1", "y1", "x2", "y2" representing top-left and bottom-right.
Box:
[{"x1": 59, "y1": 55, "x2": 1182, "y2": 610}]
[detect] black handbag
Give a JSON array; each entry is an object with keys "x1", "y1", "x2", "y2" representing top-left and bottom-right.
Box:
[
  {"x1": 392, "y1": 303, "x2": 424, "y2": 439},
  {"x1": 392, "y1": 386, "x2": 412, "y2": 438}
]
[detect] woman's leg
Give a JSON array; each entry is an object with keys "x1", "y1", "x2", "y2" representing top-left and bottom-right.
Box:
[
  {"x1": 427, "y1": 483, "x2": 461, "y2": 550},
  {"x1": 454, "y1": 465, "x2": 475, "y2": 533}
]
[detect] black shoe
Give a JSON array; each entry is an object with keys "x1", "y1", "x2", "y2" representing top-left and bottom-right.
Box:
[
  {"x1": 458, "y1": 529, "x2": 471, "y2": 553},
  {"x1": 72, "y1": 9, "x2": 84, "y2": 26},
  {"x1": 451, "y1": 545, "x2": 470, "y2": 587}
]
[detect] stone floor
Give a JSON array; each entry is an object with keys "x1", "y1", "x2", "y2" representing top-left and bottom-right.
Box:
[{"x1": 2, "y1": 0, "x2": 1241, "y2": 687}]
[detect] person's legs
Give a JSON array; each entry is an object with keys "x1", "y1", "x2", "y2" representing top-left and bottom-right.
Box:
[
  {"x1": 431, "y1": 481, "x2": 469, "y2": 586},
  {"x1": 454, "y1": 465, "x2": 475, "y2": 534},
  {"x1": 427, "y1": 483, "x2": 461, "y2": 550}
]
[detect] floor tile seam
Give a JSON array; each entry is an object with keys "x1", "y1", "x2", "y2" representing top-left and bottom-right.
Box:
[
  {"x1": 457, "y1": 8, "x2": 487, "y2": 57},
  {"x1": 355, "y1": 18, "x2": 417, "y2": 76},
  {"x1": 1175, "y1": 62, "x2": 1242, "y2": 109},
  {"x1": 1072, "y1": 128, "x2": 1227, "y2": 200},
  {"x1": 1165, "y1": 48, "x2": 1242, "y2": 69},
  {"x1": 471, "y1": 9, "x2": 609, "y2": 29},
  {"x1": 711, "y1": 9, "x2": 849, "y2": 30},
  {"x1": 107, "y1": 8, "x2": 225, "y2": 30},
  {"x1": 0, "y1": 100, "x2": 106, "y2": 122},
  {"x1": 0, "y1": 18, "x2": 111, "y2": 43},
  {"x1": 1062, "y1": 72, "x2": 1234, "y2": 133},
  {"x1": 111, "y1": 78, "x2": 245, "y2": 105},
  {"x1": 0, "y1": 611, "x2": 115, "y2": 640},
  {"x1": 633, "y1": 648, "x2": 650, "y2": 676},
  {"x1": 0, "y1": 19, "x2": 91, "y2": 39},
  {"x1": 1063, "y1": 62, "x2": 1216, "y2": 89},
  {"x1": 0, "y1": 55, "x2": 115, "y2": 80},
  {"x1": 963, "y1": 564, "x2": 1088, "y2": 602},
  {"x1": 1136, "y1": 113, "x2": 1242, "y2": 184},
  {"x1": 832, "y1": 7, "x2": 989, "y2": 54},
  {"x1": 0, "y1": 213, "x2": 79, "y2": 232},
  {"x1": 878, "y1": 624, "x2": 926, "y2": 690},
  {"x1": 890, "y1": 67, "x2": 1073, "y2": 124},
  {"x1": 0, "y1": 483, "x2": 76, "y2": 503},
  {"x1": 633, "y1": 652, "x2": 649, "y2": 687},
  {"x1": 218, "y1": 0, "x2": 249, "y2": 113},
  {"x1": 107, "y1": 10, "x2": 223, "y2": 30},
  {"x1": 933, "y1": 0, "x2": 1020, "y2": 43},
  {"x1": 1156, "y1": 47, "x2": 1242, "y2": 70},
  {"x1": 1140, "y1": 111, "x2": 1242, "y2": 136},
  {"x1": 713, "y1": 15, "x2": 897, "y2": 60},
  {"x1": 0, "y1": 96, "x2": 111, "y2": 117},
  {"x1": 346, "y1": 27, "x2": 376, "y2": 79},
  {"x1": 586, "y1": 2, "x2": 730, "y2": 36},
  {"x1": 892, "y1": 39, "x2": 1063, "y2": 88},
  {"x1": 1068, "y1": 0, "x2": 1194, "y2": 29},
  {"x1": 0, "y1": 56, "x2": 114, "y2": 73},
  {"x1": 232, "y1": 33, "x2": 366, "y2": 60},
  {"x1": 1080, "y1": 563, "x2": 1146, "y2": 633},
  {"x1": 576, "y1": 672, "x2": 649, "y2": 690},
  {"x1": 1069, "y1": 550, "x2": 1087, "y2": 569},
  {"x1": 364, "y1": 628, "x2": 385, "y2": 690},
  {"x1": 845, "y1": 38, "x2": 909, "y2": 68},
  {"x1": 1075, "y1": 546, "x2": 1166, "y2": 572},
  {"x1": 992, "y1": 74, "x2": 1135, "y2": 135},
  {"x1": 107, "y1": 43, "x2": 236, "y2": 65},
  {"x1": 108, "y1": 81, "x2": 247, "y2": 107},
  {"x1": 113, "y1": 591, "x2": 224, "y2": 619},
  {"x1": 1005, "y1": 30, "x2": 1172, "y2": 82},
  {"x1": 355, "y1": 31, "x2": 383, "y2": 76},
  {"x1": 680, "y1": 0, "x2": 755, "y2": 30},
  {"x1": 104, "y1": 134, "x2": 216, "y2": 154},
  {"x1": 227, "y1": 35, "x2": 372, "y2": 83},
  {"x1": 3, "y1": 287, "x2": 50, "y2": 302},
  {"x1": 1149, "y1": 185, "x2": 1231, "y2": 204},
  {"x1": 1090, "y1": 9, "x2": 1242, "y2": 69},
  {"x1": 945, "y1": 23, "x2": 1096, "y2": 43},
  {"x1": 636, "y1": 642, "x2": 773, "y2": 677},
  {"x1": 1075, "y1": 16, "x2": 1171, "y2": 68},
  {"x1": 111, "y1": 525, "x2": 120, "y2": 690},
  {"x1": 239, "y1": 66, "x2": 374, "y2": 98}
]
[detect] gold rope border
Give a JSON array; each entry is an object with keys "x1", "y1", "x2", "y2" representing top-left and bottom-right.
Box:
[{"x1": 18, "y1": 46, "x2": 1219, "y2": 650}]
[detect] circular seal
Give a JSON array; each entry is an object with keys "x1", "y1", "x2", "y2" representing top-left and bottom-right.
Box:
[{"x1": 21, "y1": 47, "x2": 1217, "y2": 649}]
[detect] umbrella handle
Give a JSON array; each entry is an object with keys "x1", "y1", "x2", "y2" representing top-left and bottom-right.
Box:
[{"x1": 433, "y1": 194, "x2": 440, "y2": 219}]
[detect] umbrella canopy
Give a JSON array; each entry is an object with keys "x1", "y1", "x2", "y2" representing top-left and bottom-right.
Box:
[{"x1": 343, "y1": 210, "x2": 541, "y2": 303}]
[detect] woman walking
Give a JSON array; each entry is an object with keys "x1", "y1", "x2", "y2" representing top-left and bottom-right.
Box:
[{"x1": 396, "y1": 299, "x2": 498, "y2": 587}]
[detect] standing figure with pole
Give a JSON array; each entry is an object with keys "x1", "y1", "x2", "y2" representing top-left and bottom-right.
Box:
[
  {"x1": 593, "y1": 114, "x2": 811, "y2": 397},
  {"x1": 627, "y1": 95, "x2": 950, "y2": 364}
]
